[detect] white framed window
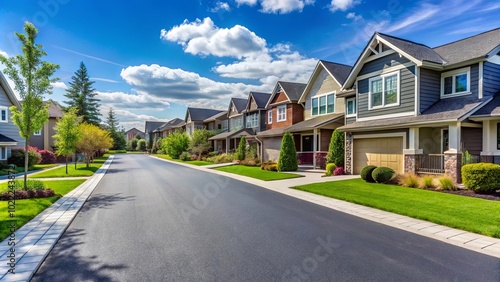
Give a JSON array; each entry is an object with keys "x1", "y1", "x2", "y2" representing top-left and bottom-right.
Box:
[
  {"x1": 346, "y1": 98, "x2": 356, "y2": 116},
  {"x1": 0, "y1": 107, "x2": 7, "y2": 123},
  {"x1": 221, "y1": 119, "x2": 228, "y2": 130},
  {"x1": 0, "y1": 147, "x2": 6, "y2": 160},
  {"x1": 246, "y1": 112, "x2": 259, "y2": 128},
  {"x1": 231, "y1": 116, "x2": 243, "y2": 131},
  {"x1": 311, "y1": 92, "x2": 335, "y2": 116},
  {"x1": 34, "y1": 130, "x2": 42, "y2": 136},
  {"x1": 368, "y1": 71, "x2": 400, "y2": 109},
  {"x1": 277, "y1": 105, "x2": 286, "y2": 122},
  {"x1": 267, "y1": 110, "x2": 272, "y2": 124},
  {"x1": 441, "y1": 67, "x2": 470, "y2": 97}
]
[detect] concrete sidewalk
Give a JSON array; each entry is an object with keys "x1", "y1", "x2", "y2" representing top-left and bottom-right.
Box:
[
  {"x1": 151, "y1": 155, "x2": 500, "y2": 259},
  {"x1": 0, "y1": 156, "x2": 114, "y2": 282}
]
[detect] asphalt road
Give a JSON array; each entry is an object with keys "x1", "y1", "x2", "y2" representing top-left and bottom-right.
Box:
[{"x1": 32, "y1": 154, "x2": 500, "y2": 281}]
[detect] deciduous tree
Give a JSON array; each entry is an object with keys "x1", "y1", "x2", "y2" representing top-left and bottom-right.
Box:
[
  {"x1": 53, "y1": 108, "x2": 82, "y2": 174},
  {"x1": 76, "y1": 123, "x2": 112, "y2": 167},
  {"x1": 189, "y1": 129, "x2": 215, "y2": 159},
  {"x1": 161, "y1": 130, "x2": 189, "y2": 159}
]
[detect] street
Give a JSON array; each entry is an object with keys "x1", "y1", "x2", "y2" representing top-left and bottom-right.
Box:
[{"x1": 32, "y1": 154, "x2": 500, "y2": 281}]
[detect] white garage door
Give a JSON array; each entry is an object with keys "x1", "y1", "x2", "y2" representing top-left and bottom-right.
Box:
[{"x1": 353, "y1": 137, "x2": 403, "y2": 174}]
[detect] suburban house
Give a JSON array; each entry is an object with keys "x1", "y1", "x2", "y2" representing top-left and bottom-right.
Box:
[
  {"x1": 338, "y1": 28, "x2": 500, "y2": 183},
  {"x1": 124, "y1": 128, "x2": 145, "y2": 142},
  {"x1": 145, "y1": 120, "x2": 166, "y2": 148},
  {"x1": 0, "y1": 72, "x2": 23, "y2": 161},
  {"x1": 257, "y1": 81, "x2": 306, "y2": 162},
  {"x1": 243, "y1": 91, "x2": 271, "y2": 156},
  {"x1": 153, "y1": 118, "x2": 186, "y2": 139},
  {"x1": 203, "y1": 111, "x2": 228, "y2": 132},
  {"x1": 184, "y1": 107, "x2": 225, "y2": 136},
  {"x1": 286, "y1": 60, "x2": 352, "y2": 168},
  {"x1": 31, "y1": 100, "x2": 64, "y2": 151},
  {"x1": 209, "y1": 97, "x2": 248, "y2": 153}
]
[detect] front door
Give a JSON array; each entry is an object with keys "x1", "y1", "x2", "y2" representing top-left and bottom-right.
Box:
[
  {"x1": 302, "y1": 135, "x2": 313, "y2": 152},
  {"x1": 442, "y1": 129, "x2": 449, "y2": 152}
]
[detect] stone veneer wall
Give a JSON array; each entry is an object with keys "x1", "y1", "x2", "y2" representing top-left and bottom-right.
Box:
[
  {"x1": 345, "y1": 134, "x2": 353, "y2": 174},
  {"x1": 404, "y1": 154, "x2": 417, "y2": 174},
  {"x1": 444, "y1": 152, "x2": 462, "y2": 183}
]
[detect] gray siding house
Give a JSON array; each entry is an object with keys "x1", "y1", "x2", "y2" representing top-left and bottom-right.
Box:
[
  {"x1": 0, "y1": 72, "x2": 24, "y2": 162},
  {"x1": 338, "y1": 28, "x2": 500, "y2": 183}
]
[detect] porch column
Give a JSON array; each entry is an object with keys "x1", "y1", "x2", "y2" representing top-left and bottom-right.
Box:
[
  {"x1": 444, "y1": 123, "x2": 462, "y2": 183},
  {"x1": 313, "y1": 128, "x2": 318, "y2": 169},
  {"x1": 403, "y1": 127, "x2": 423, "y2": 174},
  {"x1": 480, "y1": 120, "x2": 494, "y2": 163},
  {"x1": 226, "y1": 138, "x2": 229, "y2": 153}
]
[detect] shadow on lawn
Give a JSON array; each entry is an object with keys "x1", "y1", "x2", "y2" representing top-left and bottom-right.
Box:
[
  {"x1": 31, "y1": 228, "x2": 127, "y2": 281},
  {"x1": 80, "y1": 193, "x2": 135, "y2": 213}
]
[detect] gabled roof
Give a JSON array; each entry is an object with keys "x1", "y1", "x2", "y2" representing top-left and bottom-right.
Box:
[
  {"x1": 144, "y1": 121, "x2": 165, "y2": 134},
  {"x1": 377, "y1": 33, "x2": 445, "y2": 64},
  {"x1": 0, "y1": 134, "x2": 18, "y2": 145},
  {"x1": 266, "y1": 81, "x2": 307, "y2": 108},
  {"x1": 470, "y1": 91, "x2": 500, "y2": 119},
  {"x1": 125, "y1": 127, "x2": 144, "y2": 134},
  {"x1": 433, "y1": 28, "x2": 500, "y2": 65},
  {"x1": 246, "y1": 91, "x2": 271, "y2": 111},
  {"x1": 155, "y1": 118, "x2": 185, "y2": 132},
  {"x1": 203, "y1": 111, "x2": 228, "y2": 122},
  {"x1": 287, "y1": 113, "x2": 344, "y2": 132},
  {"x1": 208, "y1": 128, "x2": 255, "y2": 140},
  {"x1": 299, "y1": 60, "x2": 352, "y2": 103},
  {"x1": 0, "y1": 72, "x2": 21, "y2": 109},
  {"x1": 229, "y1": 98, "x2": 248, "y2": 114},
  {"x1": 45, "y1": 100, "x2": 64, "y2": 118},
  {"x1": 185, "y1": 107, "x2": 224, "y2": 122}
]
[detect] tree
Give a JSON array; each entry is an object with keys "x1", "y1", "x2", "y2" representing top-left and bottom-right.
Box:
[
  {"x1": 0, "y1": 22, "x2": 59, "y2": 189},
  {"x1": 277, "y1": 132, "x2": 298, "y2": 171},
  {"x1": 128, "y1": 139, "x2": 138, "y2": 151},
  {"x1": 235, "y1": 136, "x2": 246, "y2": 161},
  {"x1": 53, "y1": 108, "x2": 82, "y2": 174},
  {"x1": 106, "y1": 107, "x2": 118, "y2": 131},
  {"x1": 189, "y1": 129, "x2": 215, "y2": 159},
  {"x1": 64, "y1": 62, "x2": 100, "y2": 125},
  {"x1": 161, "y1": 130, "x2": 189, "y2": 159},
  {"x1": 134, "y1": 133, "x2": 142, "y2": 140},
  {"x1": 136, "y1": 139, "x2": 146, "y2": 151},
  {"x1": 76, "y1": 123, "x2": 112, "y2": 167},
  {"x1": 326, "y1": 129, "x2": 344, "y2": 167},
  {"x1": 105, "y1": 107, "x2": 126, "y2": 150}
]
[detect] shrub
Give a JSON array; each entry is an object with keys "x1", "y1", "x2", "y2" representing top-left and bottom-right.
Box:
[
  {"x1": 162, "y1": 130, "x2": 190, "y2": 159},
  {"x1": 13, "y1": 179, "x2": 46, "y2": 191},
  {"x1": 235, "y1": 136, "x2": 246, "y2": 161},
  {"x1": 8, "y1": 147, "x2": 42, "y2": 167},
  {"x1": 136, "y1": 139, "x2": 147, "y2": 151},
  {"x1": 278, "y1": 132, "x2": 298, "y2": 172},
  {"x1": 39, "y1": 150, "x2": 57, "y2": 164},
  {"x1": 128, "y1": 139, "x2": 138, "y2": 151},
  {"x1": 325, "y1": 129, "x2": 344, "y2": 167},
  {"x1": 372, "y1": 167, "x2": 395, "y2": 184},
  {"x1": 462, "y1": 163, "x2": 500, "y2": 193},
  {"x1": 360, "y1": 165, "x2": 377, "y2": 182},
  {"x1": 207, "y1": 151, "x2": 218, "y2": 157},
  {"x1": 157, "y1": 149, "x2": 165, "y2": 154},
  {"x1": 206, "y1": 153, "x2": 234, "y2": 164},
  {"x1": 179, "y1": 152, "x2": 191, "y2": 161},
  {"x1": 261, "y1": 161, "x2": 278, "y2": 171},
  {"x1": 190, "y1": 154, "x2": 199, "y2": 161},
  {"x1": 325, "y1": 163, "x2": 336, "y2": 176},
  {"x1": 0, "y1": 189, "x2": 55, "y2": 200},
  {"x1": 420, "y1": 176, "x2": 435, "y2": 189},
  {"x1": 437, "y1": 176, "x2": 457, "y2": 191},
  {"x1": 398, "y1": 173, "x2": 419, "y2": 188},
  {"x1": 333, "y1": 167, "x2": 344, "y2": 176},
  {"x1": 189, "y1": 129, "x2": 215, "y2": 159},
  {"x1": 239, "y1": 159, "x2": 260, "y2": 166}
]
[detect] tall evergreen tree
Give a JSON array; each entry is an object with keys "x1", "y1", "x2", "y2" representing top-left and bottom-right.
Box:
[
  {"x1": 64, "y1": 62, "x2": 101, "y2": 125},
  {"x1": 105, "y1": 107, "x2": 126, "y2": 150},
  {"x1": 106, "y1": 107, "x2": 118, "y2": 131},
  {"x1": 0, "y1": 22, "x2": 59, "y2": 189}
]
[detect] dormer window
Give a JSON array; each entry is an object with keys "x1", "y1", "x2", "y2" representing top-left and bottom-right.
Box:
[
  {"x1": 311, "y1": 92, "x2": 335, "y2": 116},
  {"x1": 441, "y1": 67, "x2": 470, "y2": 97}
]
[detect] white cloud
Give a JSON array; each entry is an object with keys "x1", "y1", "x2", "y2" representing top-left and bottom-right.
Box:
[
  {"x1": 91, "y1": 77, "x2": 119, "y2": 83},
  {"x1": 346, "y1": 12, "x2": 363, "y2": 22},
  {"x1": 96, "y1": 91, "x2": 170, "y2": 110},
  {"x1": 329, "y1": 0, "x2": 360, "y2": 12},
  {"x1": 235, "y1": 0, "x2": 258, "y2": 6},
  {"x1": 260, "y1": 0, "x2": 315, "y2": 14},
  {"x1": 384, "y1": 4, "x2": 438, "y2": 33},
  {"x1": 100, "y1": 106, "x2": 166, "y2": 132},
  {"x1": 160, "y1": 17, "x2": 267, "y2": 59},
  {"x1": 0, "y1": 50, "x2": 8, "y2": 58},
  {"x1": 51, "y1": 81, "x2": 68, "y2": 90},
  {"x1": 211, "y1": 1, "x2": 231, "y2": 12}
]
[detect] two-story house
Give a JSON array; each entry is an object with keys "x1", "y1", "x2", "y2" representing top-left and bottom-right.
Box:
[
  {"x1": 203, "y1": 111, "x2": 228, "y2": 132},
  {"x1": 242, "y1": 91, "x2": 271, "y2": 158},
  {"x1": 0, "y1": 72, "x2": 23, "y2": 162},
  {"x1": 209, "y1": 98, "x2": 249, "y2": 153},
  {"x1": 184, "y1": 107, "x2": 225, "y2": 136},
  {"x1": 30, "y1": 100, "x2": 64, "y2": 151},
  {"x1": 153, "y1": 118, "x2": 186, "y2": 138},
  {"x1": 257, "y1": 81, "x2": 306, "y2": 162},
  {"x1": 286, "y1": 60, "x2": 352, "y2": 168},
  {"x1": 125, "y1": 128, "x2": 145, "y2": 142},
  {"x1": 145, "y1": 120, "x2": 166, "y2": 148},
  {"x1": 338, "y1": 28, "x2": 500, "y2": 183}
]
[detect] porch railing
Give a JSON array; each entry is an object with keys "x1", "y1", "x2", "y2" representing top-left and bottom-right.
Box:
[{"x1": 415, "y1": 154, "x2": 444, "y2": 174}]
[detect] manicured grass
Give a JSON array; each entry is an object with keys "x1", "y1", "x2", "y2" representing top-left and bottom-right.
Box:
[
  {"x1": 215, "y1": 165, "x2": 303, "y2": 181},
  {"x1": 0, "y1": 164, "x2": 59, "y2": 176},
  {"x1": 0, "y1": 179, "x2": 86, "y2": 240},
  {"x1": 184, "y1": 160, "x2": 213, "y2": 166},
  {"x1": 293, "y1": 178, "x2": 500, "y2": 238},
  {"x1": 30, "y1": 155, "x2": 109, "y2": 178},
  {"x1": 153, "y1": 154, "x2": 213, "y2": 166}
]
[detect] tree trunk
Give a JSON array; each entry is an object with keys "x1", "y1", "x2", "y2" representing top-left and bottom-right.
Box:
[
  {"x1": 75, "y1": 150, "x2": 77, "y2": 169},
  {"x1": 65, "y1": 155, "x2": 68, "y2": 174},
  {"x1": 24, "y1": 137, "x2": 29, "y2": 190}
]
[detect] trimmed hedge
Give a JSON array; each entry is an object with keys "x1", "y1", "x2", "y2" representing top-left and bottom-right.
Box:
[
  {"x1": 39, "y1": 150, "x2": 57, "y2": 164},
  {"x1": 277, "y1": 132, "x2": 298, "y2": 172},
  {"x1": 325, "y1": 163, "x2": 336, "y2": 176},
  {"x1": 333, "y1": 167, "x2": 344, "y2": 176},
  {"x1": 360, "y1": 165, "x2": 377, "y2": 183},
  {"x1": 372, "y1": 166, "x2": 395, "y2": 183},
  {"x1": 462, "y1": 163, "x2": 500, "y2": 193}
]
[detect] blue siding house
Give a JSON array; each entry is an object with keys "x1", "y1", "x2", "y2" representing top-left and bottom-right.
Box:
[{"x1": 0, "y1": 72, "x2": 24, "y2": 162}]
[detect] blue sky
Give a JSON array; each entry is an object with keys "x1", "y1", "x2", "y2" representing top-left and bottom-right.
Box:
[{"x1": 1, "y1": 0, "x2": 499, "y2": 131}]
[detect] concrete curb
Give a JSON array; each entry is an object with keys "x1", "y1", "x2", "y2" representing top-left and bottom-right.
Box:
[{"x1": 0, "y1": 155, "x2": 114, "y2": 281}]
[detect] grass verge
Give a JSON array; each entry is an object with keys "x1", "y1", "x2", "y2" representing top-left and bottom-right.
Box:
[
  {"x1": 215, "y1": 165, "x2": 303, "y2": 181},
  {"x1": 153, "y1": 154, "x2": 213, "y2": 166},
  {"x1": 0, "y1": 179, "x2": 86, "y2": 240},
  {"x1": 30, "y1": 155, "x2": 109, "y2": 178},
  {"x1": 293, "y1": 178, "x2": 500, "y2": 238},
  {"x1": 0, "y1": 164, "x2": 59, "y2": 176}
]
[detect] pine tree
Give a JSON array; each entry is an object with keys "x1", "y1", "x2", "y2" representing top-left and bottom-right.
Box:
[
  {"x1": 106, "y1": 107, "x2": 118, "y2": 132},
  {"x1": 0, "y1": 22, "x2": 59, "y2": 189},
  {"x1": 105, "y1": 107, "x2": 126, "y2": 150},
  {"x1": 277, "y1": 132, "x2": 298, "y2": 171},
  {"x1": 326, "y1": 129, "x2": 344, "y2": 167},
  {"x1": 64, "y1": 62, "x2": 101, "y2": 125}
]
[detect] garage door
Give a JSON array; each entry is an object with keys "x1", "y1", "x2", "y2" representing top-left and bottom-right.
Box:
[{"x1": 353, "y1": 137, "x2": 403, "y2": 174}]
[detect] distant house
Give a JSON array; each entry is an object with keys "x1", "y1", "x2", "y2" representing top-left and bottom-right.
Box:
[
  {"x1": 31, "y1": 100, "x2": 64, "y2": 151},
  {"x1": 144, "y1": 121, "x2": 166, "y2": 148},
  {"x1": 0, "y1": 72, "x2": 24, "y2": 161},
  {"x1": 184, "y1": 107, "x2": 225, "y2": 136},
  {"x1": 209, "y1": 97, "x2": 248, "y2": 153},
  {"x1": 124, "y1": 128, "x2": 145, "y2": 142},
  {"x1": 153, "y1": 118, "x2": 186, "y2": 138}
]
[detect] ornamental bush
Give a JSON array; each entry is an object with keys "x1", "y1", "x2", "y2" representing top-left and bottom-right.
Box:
[
  {"x1": 326, "y1": 129, "x2": 344, "y2": 167},
  {"x1": 360, "y1": 165, "x2": 377, "y2": 183},
  {"x1": 277, "y1": 132, "x2": 298, "y2": 172},
  {"x1": 136, "y1": 139, "x2": 147, "y2": 151},
  {"x1": 235, "y1": 136, "x2": 246, "y2": 161},
  {"x1": 8, "y1": 147, "x2": 41, "y2": 167},
  {"x1": 462, "y1": 163, "x2": 500, "y2": 193},
  {"x1": 261, "y1": 161, "x2": 278, "y2": 171},
  {"x1": 162, "y1": 130, "x2": 190, "y2": 159},
  {"x1": 179, "y1": 151, "x2": 191, "y2": 161},
  {"x1": 325, "y1": 163, "x2": 336, "y2": 176},
  {"x1": 333, "y1": 167, "x2": 344, "y2": 176},
  {"x1": 39, "y1": 150, "x2": 57, "y2": 164},
  {"x1": 371, "y1": 166, "x2": 395, "y2": 183}
]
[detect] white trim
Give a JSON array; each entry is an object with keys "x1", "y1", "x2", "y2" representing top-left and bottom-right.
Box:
[
  {"x1": 478, "y1": 61, "x2": 483, "y2": 99},
  {"x1": 267, "y1": 110, "x2": 272, "y2": 124},
  {"x1": 34, "y1": 130, "x2": 42, "y2": 136},
  {"x1": 368, "y1": 70, "x2": 400, "y2": 110},
  {"x1": 311, "y1": 91, "x2": 336, "y2": 116},
  {"x1": 346, "y1": 97, "x2": 356, "y2": 117},
  {"x1": 0, "y1": 146, "x2": 6, "y2": 160},
  {"x1": 440, "y1": 67, "x2": 471, "y2": 98},
  {"x1": 414, "y1": 66, "x2": 420, "y2": 115},
  {"x1": 277, "y1": 105, "x2": 287, "y2": 122},
  {"x1": 0, "y1": 106, "x2": 8, "y2": 123},
  {"x1": 356, "y1": 62, "x2": 414, "y2": 81},
  {"x1": 377, "y1": 36, "x2": 423, "y2": 66},
  {"x1": 0, "y1": 142, "x2": 16, "y2": 146},
  {"x1": 356, "y1": 111, "x2": 414, "y2": 122},
  {"x1": 299, "y1": 61, "x2": 343, "y2": 104},
  {"x1": 487, "y1": 55, "x2": 500, "y2": 64},
  {"x1": 364, "y1": 50, "x2": 396, "y2": 63}
]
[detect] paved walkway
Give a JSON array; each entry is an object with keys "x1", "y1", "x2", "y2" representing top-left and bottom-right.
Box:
[
  {"x1": 151, "y1": 155, "x2": 500, "y2": 259},
  {"x1": 0, "y1": 156, "x2": 114, "y2": 282}
]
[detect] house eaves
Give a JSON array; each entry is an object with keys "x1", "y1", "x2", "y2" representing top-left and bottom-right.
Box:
[{"x1": 0, "y1": 72, "x2": 21, "y2": 109}]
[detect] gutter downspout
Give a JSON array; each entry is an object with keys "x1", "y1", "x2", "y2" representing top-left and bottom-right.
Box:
[{"x1": 255, "y1": 135, "x2": 264, "y2": 162}]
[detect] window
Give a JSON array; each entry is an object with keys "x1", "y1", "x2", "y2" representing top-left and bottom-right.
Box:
[
  {"x1": 267, "y1": 110, "x2": 272, "y2": 124},
  {"x1": 441, "y1": 67, "x2": 470, "y2": 97},
  {"x1": 0, "y1": 107, "x2": 7, "y2": 123},
  {"x1": 277, "y1": 105, "x2": 286, "y2": 122},
  {"x1": 222, "y1": 120, "x2": 228, "y2": 130},
  {"x1": 311, "y1": 93, "x2": 335, "y2": 116},
  {"x1": 369, "y1": 71, "x2": 399, "y2": 109},
  {"x1": 0, "y1": 147, "x2": 5, "y2": 160},
  {"x1": 34, "y1": 130, "x2": 42, "y2": 136},
  {"x1": 246, "y1": 112, "x2": 259, "y2": 128},
  {"x1": 195, "y1": 125, "x2": 205, "y2": 130},
  {"x1": 231, "y1": 116, "x2": 243, "y2": 130},
  {"x1": 346, "y1": 98, "x2": 356, "y2": 116}
]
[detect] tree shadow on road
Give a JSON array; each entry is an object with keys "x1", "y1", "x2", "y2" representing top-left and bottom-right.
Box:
[
  {"x1": 31, "y1": 228, "x2": 128, "y2": 281},
  {"x1": 80, "y1": 193, "x2": 135, "y2": 213}
]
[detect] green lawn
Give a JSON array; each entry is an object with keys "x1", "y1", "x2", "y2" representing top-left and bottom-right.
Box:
[
  {"x1": 293, "y1": 178, "x2": 500, "y2": 238},
  {"x1": 153, "y1": 154, "x2": 213, "y2": 166},
  {"x1": 0, "y1": 164, "x2": 59, "y2": 176},
  {"x1": 0, "y1": 179, "x2": 86, "y2": 240},
  {"x1": 215, "y1": 165, "x2": 303, "y2": 181},
  {"x1": 30, "y1": 155, "x2": 109, "y2": 178}
]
